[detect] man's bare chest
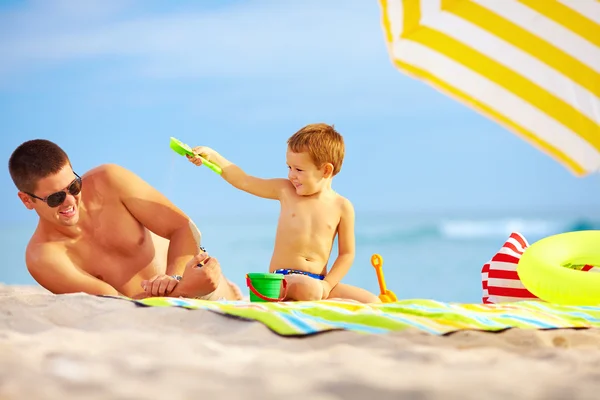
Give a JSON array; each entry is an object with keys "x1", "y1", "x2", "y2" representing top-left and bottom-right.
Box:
[{"x1": 68, "y1": 208, "x2": 153, "y2": 278}]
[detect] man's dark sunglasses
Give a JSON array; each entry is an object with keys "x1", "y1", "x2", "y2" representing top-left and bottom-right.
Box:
[{"x1": 25, "y1": 173, "x2": 83, "y2": 208}]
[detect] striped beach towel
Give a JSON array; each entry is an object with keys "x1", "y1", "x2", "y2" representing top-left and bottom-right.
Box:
[
  {"x1": 482, "y1": 231, "x2": 599, "y2": 304},
  {"x1": 379, "y1": 0, "x2": 600, "y2": 176},
  {"x1": 127, "y1": 296, "x2": 600, "y2": 336},
  {"x1": 112, "y1": 232, "x2": 600, "y2": 336}
]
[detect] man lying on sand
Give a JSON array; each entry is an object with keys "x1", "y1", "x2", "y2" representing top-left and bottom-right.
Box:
[{"x1": 8, "y1": 139, "x2": 242, "y2": 301}]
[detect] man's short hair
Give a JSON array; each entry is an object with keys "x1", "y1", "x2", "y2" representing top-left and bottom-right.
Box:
[{"x1": 9, "y1": 139, "x2": 71, "y2": 193}]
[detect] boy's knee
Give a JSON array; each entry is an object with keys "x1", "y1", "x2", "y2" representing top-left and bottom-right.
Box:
[
  {"x1": 301, "y1": 289, "x2": 323, "y2": 302},
  {"x1": 370, "y1": 295, "x2": 382, "y2": 303},
  {"x1": 284, "y1": 276, "x2": 323, "y2": 301}
]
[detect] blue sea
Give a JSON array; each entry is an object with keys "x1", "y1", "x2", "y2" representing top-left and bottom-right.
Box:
[{"x1": 1, "y1": 210, "x2": 598, "y2": 303}]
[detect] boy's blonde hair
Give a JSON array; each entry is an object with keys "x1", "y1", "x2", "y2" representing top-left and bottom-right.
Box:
[{"x1": 287, "y1": 123, "x2": 345, "y2": 176}]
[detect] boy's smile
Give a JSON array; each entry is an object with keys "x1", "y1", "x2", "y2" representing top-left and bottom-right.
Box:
[{"x1": 286, "y1": 149, "x2": 329, "y2": 196}]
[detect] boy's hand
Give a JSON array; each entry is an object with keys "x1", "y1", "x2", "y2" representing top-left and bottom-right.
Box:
[
  {"x1": 321, "y1": 280, "x2": 333, "y2": 299},
  {"x1": 186, "y1": 146, "x2": 217, "y2": 166}
]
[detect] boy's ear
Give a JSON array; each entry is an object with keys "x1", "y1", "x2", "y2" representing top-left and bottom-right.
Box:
[
  {"x1": 323, "y1": 163, "x2": 334, "y2": 178},
  {"x1": 18, "y1": 192, "x2": 35, "y2": 210}
]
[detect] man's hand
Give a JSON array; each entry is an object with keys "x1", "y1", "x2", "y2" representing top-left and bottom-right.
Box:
[
  {"x1": 141, "y1": 274, "x2": 179, "y2": 297},
  {"x1": 175, "y1": 251, "x2": 222, "y2": 298}
]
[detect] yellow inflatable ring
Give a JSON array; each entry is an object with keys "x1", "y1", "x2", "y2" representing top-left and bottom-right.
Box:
[{"x1": 517, "y1": 230, "x2": 600, "y2": 305}]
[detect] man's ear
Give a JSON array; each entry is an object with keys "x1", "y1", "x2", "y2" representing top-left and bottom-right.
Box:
[
  {"x1": 17, "y1": 192, "x2": 35, "y2": 210},
  {"x1": 323, "y1": 163, "x2": 334, "y2": 178}
]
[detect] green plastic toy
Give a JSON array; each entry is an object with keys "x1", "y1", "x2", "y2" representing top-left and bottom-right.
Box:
[
  {"x1": 169, "y1": 137, "x2": 222, "y2": 175},
  {"x1": 246, "y1": 273, "x2": 287, "y2": 302}
]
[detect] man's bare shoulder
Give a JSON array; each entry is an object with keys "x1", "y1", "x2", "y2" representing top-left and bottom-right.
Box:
[
  {"x1": 81, "y1": 164, "x2": 142, "y2": 201},
  {"x1": 25, "y1": 240, "x2": 118, "y2": 296},
  {"x1": 82, "y1": 163, "x2": 129, "y2": 184}
]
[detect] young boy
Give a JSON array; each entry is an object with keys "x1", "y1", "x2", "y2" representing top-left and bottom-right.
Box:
[{"x1": 187, "y1": 123, "x2": 380, "y2": 303}]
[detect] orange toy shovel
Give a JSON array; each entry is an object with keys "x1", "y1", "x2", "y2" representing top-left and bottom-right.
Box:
[{"x1": 371, "y1": 254, "x2": 398, "y2": 303}]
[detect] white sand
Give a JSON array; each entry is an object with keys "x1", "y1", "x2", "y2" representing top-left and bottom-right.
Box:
[{"x1": 1, "y1": 283, "x2": 600, "y2": 400}]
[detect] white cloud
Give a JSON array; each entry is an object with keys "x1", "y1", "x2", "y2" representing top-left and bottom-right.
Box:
[
  {"x1": 0, "y1": 0, "x2": 392, "y2": 80},
  {"x1": 0, "y1": 0, "x2": 460, "y2": 121}
]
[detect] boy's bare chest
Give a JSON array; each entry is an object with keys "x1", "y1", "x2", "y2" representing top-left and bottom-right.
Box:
[{"x1": 282, "y1": 201, "x2": 340, "y2": 232}]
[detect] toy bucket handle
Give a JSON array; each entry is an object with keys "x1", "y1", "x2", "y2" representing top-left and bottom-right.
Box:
[{"x1": 245, "y1": 275, "x2": 288, "y2": 302}]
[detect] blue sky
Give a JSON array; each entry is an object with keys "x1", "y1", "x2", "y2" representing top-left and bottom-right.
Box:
[{"x1": 1, "y1": 0, "x2": 599, "y2": 226}]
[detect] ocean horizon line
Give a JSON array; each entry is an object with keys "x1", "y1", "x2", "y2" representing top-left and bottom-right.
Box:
[{"x1": 1, "y1": 205, "x2": 599, "y2": 227}]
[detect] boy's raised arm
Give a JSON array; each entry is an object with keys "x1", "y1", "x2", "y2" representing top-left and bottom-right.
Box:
[
  {"x1": 189, "y1": 146, "x2": 289, "y2": 200},
  {"x1": 324, "y1": 198, "x2": 356, "y2": 291}
]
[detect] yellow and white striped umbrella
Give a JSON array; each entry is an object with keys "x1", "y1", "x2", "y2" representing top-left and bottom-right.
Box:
[{"x1": 379, "y1": 0, "x2": 600, "y2": 176}]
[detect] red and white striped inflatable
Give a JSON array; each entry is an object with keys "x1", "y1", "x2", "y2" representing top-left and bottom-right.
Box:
[{"x1": 482, "y1": 232, "x2": 598, "y2": 304}]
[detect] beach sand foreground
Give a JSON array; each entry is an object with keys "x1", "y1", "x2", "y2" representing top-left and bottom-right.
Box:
[{"x1": 1, "y1": 283, "x2": 600, "y2": 400}]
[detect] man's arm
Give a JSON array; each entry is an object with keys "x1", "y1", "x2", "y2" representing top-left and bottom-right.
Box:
[
  {"x1": 191, "y1": 147, "x2": 289, "y2": 200},
  {"x1": 324, "y1": 199, "x2": 356, "y2": 290},
  {"x1": 27, "y1": 245, "x2": 121, "y2": 296},
  {"x1": 103, "y1": 164, "x2": 199, "y2": 277}
]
